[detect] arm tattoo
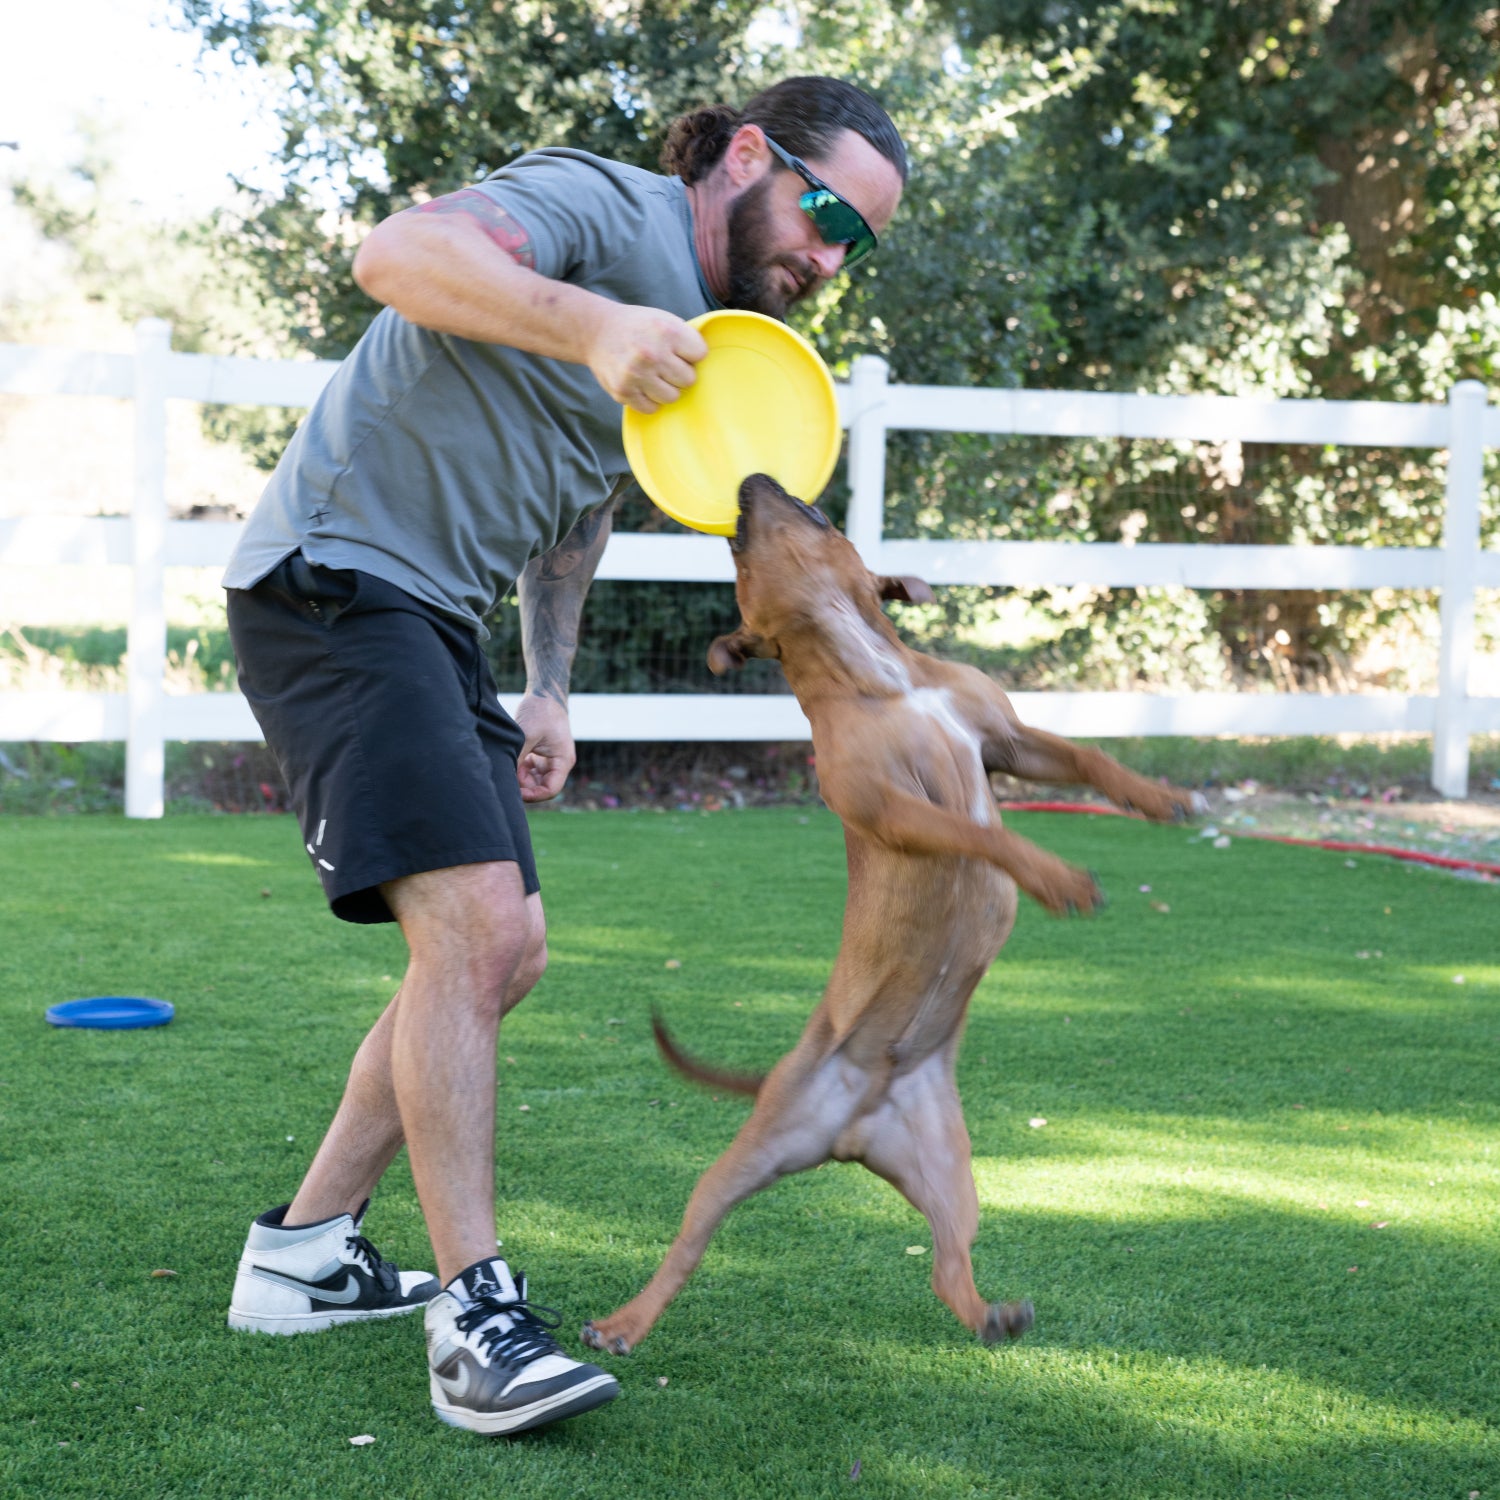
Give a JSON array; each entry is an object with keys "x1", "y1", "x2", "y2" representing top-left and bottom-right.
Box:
[
  {"x1": 517, "y1": 493, "x2": 622, "y2": 704},
  {"x1": 407, "y1": 189, "x2": 536, "y2": 268}
]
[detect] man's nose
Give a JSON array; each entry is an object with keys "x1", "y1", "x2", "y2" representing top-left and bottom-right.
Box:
[{"x1": 806, "y1": 240, "x2": 848, "y2": 280}]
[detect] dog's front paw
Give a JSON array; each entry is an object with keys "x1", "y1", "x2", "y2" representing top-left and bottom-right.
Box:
[
  {"x1": 1027, "y1": 861, "x2": 1106, "y2": 918},
  {"x1": 980, "y1": 1298, "x2": 1034, "y2": 1344},
  {"x1": 1122, "y1": 782, "x2": 1206, "y2": 824},
  {"x1": 580, "y1": 1319, "x2": 634, "y2": 1357}
]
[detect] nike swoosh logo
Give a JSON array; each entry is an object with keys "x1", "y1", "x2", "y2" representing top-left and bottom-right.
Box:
[
  {"x1": 251, "y1": 1267, "x2": 364, "y2": 1304},
  {"x1": 433, "y1": 1362, "x2": 472, "y2": 1400}
]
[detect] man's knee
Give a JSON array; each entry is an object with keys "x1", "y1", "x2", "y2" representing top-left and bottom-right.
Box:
[
  {"x1": 503, "y1": 908, "x2": 548, "y2": 1016},
  {"x1": 386, "y1": 862, "x2": 543, "y2": 1004}
]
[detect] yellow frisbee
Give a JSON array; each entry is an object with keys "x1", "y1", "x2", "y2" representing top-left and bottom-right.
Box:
[{"x1": 622, "y1": 310, "x2": 841, "y2": 535}]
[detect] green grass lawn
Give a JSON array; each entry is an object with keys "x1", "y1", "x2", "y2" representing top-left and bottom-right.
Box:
[{"x1": 1, "y1": 808, "x2": 1496, "y2": 1499}]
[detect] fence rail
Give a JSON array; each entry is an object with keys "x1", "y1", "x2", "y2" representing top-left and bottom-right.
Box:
[{"x1": 2, "y1": 320, "x2": 1496, "y2": 816}]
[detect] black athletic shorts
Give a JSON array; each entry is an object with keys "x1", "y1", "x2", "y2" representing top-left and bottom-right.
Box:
[{"x1": 226, "y1": 552, "x2": 540, "y2": 924}]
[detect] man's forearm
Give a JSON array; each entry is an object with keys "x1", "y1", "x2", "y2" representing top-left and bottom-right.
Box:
[
  {"x1": 516, "y1": 494, "x2": 621, "y2": 704},
  {"x1": 354, "y1": 209, "x2": 612, "y2": 362}
]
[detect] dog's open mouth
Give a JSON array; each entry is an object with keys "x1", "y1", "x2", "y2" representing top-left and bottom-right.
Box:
[{"x1": 730, "y1": 477, "x2": 831, "y2": 553}]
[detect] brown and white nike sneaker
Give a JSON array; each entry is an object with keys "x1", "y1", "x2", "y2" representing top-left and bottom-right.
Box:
[
  {"x1": 227, "y1": 1202, "x2": 439, "y2": 1333},
  {"x1": 425, "y1": 1257, "x2": 618, "y2": 1436}
]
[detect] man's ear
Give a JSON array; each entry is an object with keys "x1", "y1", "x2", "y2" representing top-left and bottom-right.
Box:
[
  {"x1": 877, "y1": 574, "x2": 935, "y2": 605},
  {"x1": 708, "y1": 628, "x2": 770, "y2": 675}
]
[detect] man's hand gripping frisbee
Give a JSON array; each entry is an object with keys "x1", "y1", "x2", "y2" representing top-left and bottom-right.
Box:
[{"x1": 587, "y1": 302, "x2": 708, "y2": 415}]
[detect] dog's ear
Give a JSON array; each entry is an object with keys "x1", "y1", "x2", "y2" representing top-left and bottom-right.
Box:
[
  {"x1": 708, "y1": 628, "x2": 771, "y2": 675},
  {"x1": 876, "y1": 574, "x2": 935, "y2": 605}
]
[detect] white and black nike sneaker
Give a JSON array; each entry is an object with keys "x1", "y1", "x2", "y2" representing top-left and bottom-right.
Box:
[
  {"x1": 425, "y1": 1257, "x2": 618, "y2": 1436},
  {"x1": 228, "y1": 1201, "x2": 440, "y2": 1334}
]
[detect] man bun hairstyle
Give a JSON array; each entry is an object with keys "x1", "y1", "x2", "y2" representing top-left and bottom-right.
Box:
[{"x1": 661, "y1": 76, "x2": 907, "y2": 186}]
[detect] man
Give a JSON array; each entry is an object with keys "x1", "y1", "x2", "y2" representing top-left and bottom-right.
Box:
[{"x1": 222, "y1": 75, "x2": 906, "y2": 1437}]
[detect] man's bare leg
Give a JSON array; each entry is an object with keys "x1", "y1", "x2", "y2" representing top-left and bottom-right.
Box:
[{"x1": 285, "y1": 862, "x2": 545, "y2": 1283}]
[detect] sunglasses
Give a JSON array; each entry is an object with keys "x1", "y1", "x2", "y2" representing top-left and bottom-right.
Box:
[{"x1": 762, "y1": 133, "x2": 879, "y2": 270}]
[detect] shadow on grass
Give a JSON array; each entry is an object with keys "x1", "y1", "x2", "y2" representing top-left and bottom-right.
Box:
[{"x1": 6, "y1": 1184, "x2": 1495, "y2": 1500}]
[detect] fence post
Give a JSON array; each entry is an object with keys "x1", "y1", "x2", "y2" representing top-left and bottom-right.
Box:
[
  {"x1": 1432, "y1": 378, "x2": 1487, "y2": 799},
  {"x1": 845, "y1": 354, "x2": 890, "y2": 561},
  {"x1": 125, "y1": 318, "x2": 171, "y2": 819}
]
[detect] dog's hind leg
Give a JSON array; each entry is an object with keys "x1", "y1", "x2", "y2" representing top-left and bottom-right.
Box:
[
  {"x1": 583, "y1": 1044, "x2": 867, "y2": 1354},
  {"x1": 853, "y1": 1057, "x2": 1033, "y2": 1344},
  {"x1": 582, "y1": 1139, "x2": 787, "y2": 1355}
]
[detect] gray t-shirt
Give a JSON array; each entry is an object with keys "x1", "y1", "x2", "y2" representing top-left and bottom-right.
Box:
[{"x1": 223, "y1": 149, "x2": 719, "y2": 632}]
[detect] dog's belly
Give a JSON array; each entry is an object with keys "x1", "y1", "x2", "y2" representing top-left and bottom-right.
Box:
[
  {"x1": 846, "y1": 842, "x2": 1016, "y2": 968},
  {"x1": 828, "y1": 845, "x2": 1017, "y2": 1067}
]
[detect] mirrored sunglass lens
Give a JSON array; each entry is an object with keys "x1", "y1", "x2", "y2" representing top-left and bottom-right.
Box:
[{"x1": 801, "y1": 189, "x2": 876, "y2": 266}]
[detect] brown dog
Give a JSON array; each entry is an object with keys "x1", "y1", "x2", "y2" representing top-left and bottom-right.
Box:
[{"x1": 581, "y1": 473, "x2": 1203, "y2": 1355}]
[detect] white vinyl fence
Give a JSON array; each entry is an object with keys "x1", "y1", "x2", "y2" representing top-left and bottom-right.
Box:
[{"x1": 2, "y1": 318, "x2": 1497, "y2": 817}]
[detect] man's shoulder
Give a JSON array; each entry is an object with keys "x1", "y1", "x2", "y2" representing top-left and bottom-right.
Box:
[{"x1": 482, "y1": 148, "x2": 675, "y2": 200}]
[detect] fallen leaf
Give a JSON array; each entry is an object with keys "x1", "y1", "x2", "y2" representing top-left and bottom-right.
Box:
[
  {"x1": 1371, "y1": 1221, "x2": 1390, "y2": 1230},
  {"x1": 518, "y1": 1104, "x2": 531, "y2": 1112},
  {"x1": 906, "y1": 1245, "x2": 928, "y2": 1256},
  {"x1": 259, "y1": 888, "x2": 271, "y2": 899},
  {"x1": 1150, "y1": 899, "x2": 1171, "y2": 913},
  {"x1": 349, "y1": 1434, "x2": 375, "y2": 1447},
  {"x1": 606, "y1": 1018, "x2": 623, "y2": 1026},
  {"x1": 664, "y1": 959, "x2": 681, "y2": 970},
  {"x1": 150, "y1": 1269, "x2": 177, "y2": 1278},
  {"x1": 506, "y1": 1056, "x2": 516, "y2": 1065},
  {"x1": 71, "y1": 1381, "x2": 81, "y2": 1389},
  {"x1": 1029, "y1": 1117, "x2": 1048, "y2": 1128},
  {"x1": 1291, "y1": 1103, "x2": 1305, "y2": 1110},
  {"x1": 1348, "y1": 1265, "x2": 1359, "y2": 1273}
]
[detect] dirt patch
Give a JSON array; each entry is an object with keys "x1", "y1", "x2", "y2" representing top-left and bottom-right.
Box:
[{"x1": 992, "y1": 775, "x2": 1500, "y2": 876}]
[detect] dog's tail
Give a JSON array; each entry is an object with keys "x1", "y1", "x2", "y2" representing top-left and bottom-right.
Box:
[{"x1": 651, "y1": 1008, "x2": 763, "y2": 1098}]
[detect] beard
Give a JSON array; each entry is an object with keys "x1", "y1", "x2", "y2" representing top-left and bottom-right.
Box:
[{"x1": 724, "y1": 177, "x2": 816, "y2": 318}]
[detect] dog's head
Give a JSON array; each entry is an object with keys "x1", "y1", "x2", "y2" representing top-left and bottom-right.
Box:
[{"x1": 707, "y1": 473, "x2": 933, "y2": 676}]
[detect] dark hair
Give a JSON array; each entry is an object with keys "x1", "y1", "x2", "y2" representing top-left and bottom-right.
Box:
[{"x1": 661, "y1": 76, "x2": 908, "y2": 187}]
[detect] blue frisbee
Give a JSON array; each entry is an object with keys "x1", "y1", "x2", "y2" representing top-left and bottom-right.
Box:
[{"x1": 45, "y1": 996, "x2": 175, "y2": 1030}]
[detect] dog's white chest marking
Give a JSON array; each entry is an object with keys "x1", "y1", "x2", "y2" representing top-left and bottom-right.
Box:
[
  {"x1": 906, "y1": 687, "x2": 992, "y2": 824},
  {"x1": 827, "y1": 598, "x2": 910, "y2": 692}
]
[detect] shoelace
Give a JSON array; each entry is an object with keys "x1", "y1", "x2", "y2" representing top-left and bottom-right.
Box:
[
  {"x1": 456, "y1": 1293, "x2": 566, "y2": 1368},
  {"x1": 344, "y1": 1232, "x2": 398, "y2": 1292}
]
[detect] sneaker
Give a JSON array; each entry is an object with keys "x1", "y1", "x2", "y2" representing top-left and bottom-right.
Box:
[
  {"x1": 228, "y1": 1201, "x2": 440, "y2": 1334},
  {"x1": 425, "y1": 1257, "x2": 618, "y2": 1436}
]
